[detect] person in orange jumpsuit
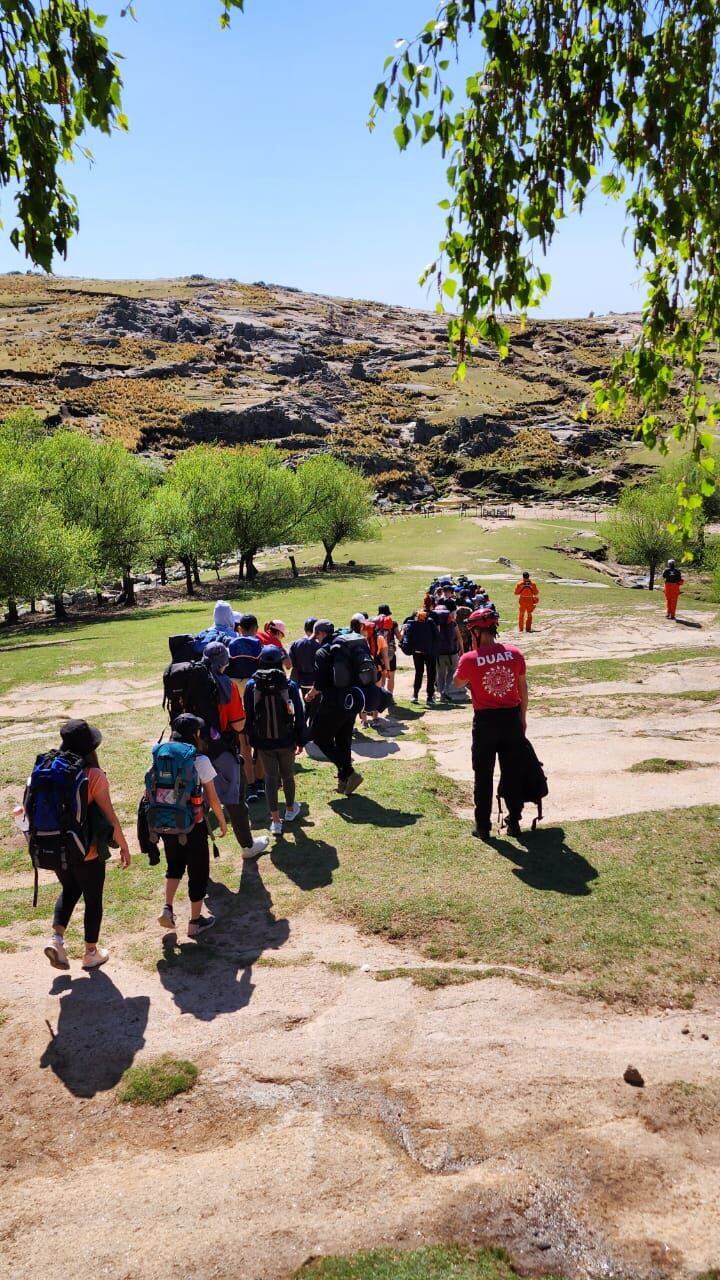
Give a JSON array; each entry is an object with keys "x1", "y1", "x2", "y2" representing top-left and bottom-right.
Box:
[
  {"x1": 662, "y1": 559, "x2": 683, "y2": 619},
  {"x1": 514, "y1": 571, "x2": 539, "y2": 632}
]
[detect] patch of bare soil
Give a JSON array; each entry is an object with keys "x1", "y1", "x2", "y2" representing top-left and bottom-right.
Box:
[
  {"x1": 0, "y1": 676, "x2": 159, "y2": 739},
  {"x1": 1, "y1": 906, "x2": 719, "y2": 1280}
]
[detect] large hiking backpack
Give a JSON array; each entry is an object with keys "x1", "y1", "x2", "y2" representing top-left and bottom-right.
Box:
[
  {"x1": 143, "y1": 741, "x2": 201, "y2": 844},
  {"x1": 251, "y1": 669, "x2": 295, "y2": 746},
  {"x1": 399, "y1": 617, "x2": 416, "y2": 656},
  {"x1": 162, "y1": 660, "x2": 220, "y2": 735},
  {"x1": 168, "y1": 633, "x2": 198, "y2": 664},
  {"x1": 24, "y1": 750, "x2": 90, "y2": 906},
  {"x1": 497, "y1": 737, "x2": 549, "y2": 831},
  {"x1": 194, "y1": 626, "x2": 232, "y2": 656},
  {"x1": 330, "y1": 634, "x2": 377, "y2": 689},
  {"x1": 376, "y1": 616, "x2": 397, "y2": 661}
]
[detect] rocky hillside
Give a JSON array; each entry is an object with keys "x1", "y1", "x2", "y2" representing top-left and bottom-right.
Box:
[{"x1": 0, "y1": 272, "x2": 680, "y2": 503}]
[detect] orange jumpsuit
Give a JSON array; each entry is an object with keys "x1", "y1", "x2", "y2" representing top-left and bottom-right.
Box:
[
  {"x1": 663, "y1": 575, "x2": 682, "y2": 619},
  {"x1": 514, "y1": 579, "x2": 539, "y2": 632}
]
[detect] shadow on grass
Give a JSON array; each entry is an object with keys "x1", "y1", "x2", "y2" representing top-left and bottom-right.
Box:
[
  {"x1": 156, "y1": 863, "x2": 290, "y2": 1021},
  {"x1": 490, "y1": 825, "x2": 598, "y2": 896},
  {"x1": 271, "y1": 822, "x2": 339, "y2": 890},
  {"x1": 40, "y1": 970, "x2": 149, "y2": 1097},
  {"x1": 330, "y1": 795, "x2": 421, "y2": 829}
]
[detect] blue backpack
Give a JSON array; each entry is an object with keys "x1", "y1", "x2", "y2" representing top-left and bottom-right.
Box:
[
  {"x1": 24, "y1": 750, "x2": 90, "y2": 906},
  {"x1": 193, "y1": 627, "x2": 232, "y2": 656},
  {"x1": 144, "y1": 741, "x2": 202, "y2": 844}
]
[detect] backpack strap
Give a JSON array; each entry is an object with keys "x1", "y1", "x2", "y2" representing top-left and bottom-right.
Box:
[
  {"x1": 531, "y1": 798, "x2": 543, "y2": 831},
  {"x1": 32, "y1": 864, "x2": 39, "y2": 910}
]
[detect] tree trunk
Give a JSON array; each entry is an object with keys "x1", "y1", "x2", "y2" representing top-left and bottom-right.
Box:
[
  {"x1": 96, "y1": 589, "x2": 104, "y2": 607},
  {"x1": 53, "y1": 593, "x2": 68, "y2": 621},
  {"x1": 192, "y1": 557, "x2": 201, "y2": 587},
  {"x1": 29, "y1": 597, "x2": 36, "y2": 614},
  {"x1": 214, "y1": 563, "x2": 221, "y2": 581},
  {"x1": 156, "y1": 558, "x2": 167, "y2": 586},
  {"x1": 240, "y1": 549, "x2": 258, "y2": 580},
  {"x1": 648, "y1": 560, "x2": 656, "y2": 591},
  {"x1": 6, "y1": 598, "x2": 19, "y2": 625},
  {"x1": 322, "y1": 542, "x2": 335, "y2": 571},
  {"x1": 288, "y1": 553, "x2": 299, "y2": 579},
  {"x1": 121, "y1": 570, "x2": 137, "y2": 606},
  {"x1": 181, "y1": 556, "x2": 194, "y2": 596}
]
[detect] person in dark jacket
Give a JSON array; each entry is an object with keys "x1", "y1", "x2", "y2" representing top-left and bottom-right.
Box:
[
  {"x1": 403, "y1": 609, "x2": 440, "y2": 705},
  {"x1": 289, "y1": 618, "x2": 319, "y2": 695},
  {"x1": 244, "y1": 646, "x2": 306, "y2": 836},
  {"x1": 305, "y1": 621, "x2": 364, "y2": 796},
  {"x1": 432, "y1": 606, "x2": 461, "y2": 702}
]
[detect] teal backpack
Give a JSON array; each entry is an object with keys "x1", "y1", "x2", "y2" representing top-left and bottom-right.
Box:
[{"x1": 144, "y1": 741, "x2": 201, "y2": 844}]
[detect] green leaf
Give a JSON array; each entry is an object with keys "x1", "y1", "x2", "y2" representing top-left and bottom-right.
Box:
[{"x1": 393, "y1": 122, "x2": 411, "y2": 150}]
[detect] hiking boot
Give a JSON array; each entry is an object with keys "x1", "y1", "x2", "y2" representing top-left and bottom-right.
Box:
[
  {"x1": 426, "y1": 696, "x2": 436, "y2": 706},
  {"x1": 187, "y1": 914, "x2": 215, "y2": 938},
  {"x1": 44, "y1": 936, "x2": 69, "y2": 970},
  {"x1": 344, "y1": 771, "x2": 364, "y2": 796},
  {"x1": 242, "y1": 836, "x2": 270, "y2": 860},
  {"x1": 269, "y1": 818, "x2": 283, "y2": 836},
  {"x1": 247, "y1": 784, "x2": 264, "y2": 803},
  {"x1": 82, "y1": 946, "x2": 109, "y2": 969},
  {"x1": 336, "y1": 776, "x2": 348, "y2": 794},
  {"x1": 284, "y1": 802, "x2": 302, "y2": 822},
  {"x1": 472, "y1": 827, "x2": 492, "y2": 842},
  {"x1": 504, "y1": 818, "x2": 522, "y2": 838},
  {"x1": 158, "y1": 904, "x2": 176, "y2": 931}
]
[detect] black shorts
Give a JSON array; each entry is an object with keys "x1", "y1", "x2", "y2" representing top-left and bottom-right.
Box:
[{"x1": 388, "y1": 655, "x2": 397, "y2": 673}]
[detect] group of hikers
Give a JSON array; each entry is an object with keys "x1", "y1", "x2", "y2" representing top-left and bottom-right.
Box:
[{"x1": 25, "y1": 550, "x2": 691, "y2": 973}]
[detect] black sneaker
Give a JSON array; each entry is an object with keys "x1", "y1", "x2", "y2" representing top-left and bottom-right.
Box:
[
  {"x1": 188, "y1": 914, "x2": 216, "y2": 938},
  {"x1": 473, "y1": 827, "x2": 492, "y2": 841},
  {"x1": 504, "y1": 819, "x2": 522, "y2": 838}
]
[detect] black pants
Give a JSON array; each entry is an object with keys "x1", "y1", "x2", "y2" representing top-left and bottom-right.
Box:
[
  {"x1": 53, "y1": 857, "x2": 106, "y2": 944},
  {"x1": 413, "y1": 653, "x2": 436, "y2": 700},
  {"x1": 471, "y1": 706, "x2": 525, "y2": 831},
  {"x1": 163, "y1": 824, "x2": 210, "y2": 903},
  {"x1": 311, "y1": 705, "x2": 356, "y2": 782}
]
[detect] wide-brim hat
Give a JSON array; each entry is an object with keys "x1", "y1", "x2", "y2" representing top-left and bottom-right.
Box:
[{"x1": 60, "y1": 719, "x2": 103, "y2": 756}]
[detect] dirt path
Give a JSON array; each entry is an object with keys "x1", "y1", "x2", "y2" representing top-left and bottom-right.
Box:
[{"x1": 1, "y1": 909, "x2": 719, "y2": 1280}]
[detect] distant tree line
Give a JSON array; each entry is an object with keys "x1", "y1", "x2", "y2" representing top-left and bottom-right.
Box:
[{"x1": 0, "y1": 411, "x2": 377, "y2": 623}]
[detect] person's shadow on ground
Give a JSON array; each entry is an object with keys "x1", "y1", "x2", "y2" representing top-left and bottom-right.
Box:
[
  {"x1": 40, "y1": 970, "x2": 149, "y2": 1098},
  {"x1": 673, "y1": 616, "x2": 703, "y2": 629},
  {"x1": 271, "y1": 822, "x2": 339, "y2": 890},
  {"x1": 156, "y1": 864, "x2": 290, "y2": 1021},
  {"x1": 489, "y1": 826, "x2": 598, "y2": 896},
  {"x1": 330, "y1": 795, "x2": 421, "y2": 829}
]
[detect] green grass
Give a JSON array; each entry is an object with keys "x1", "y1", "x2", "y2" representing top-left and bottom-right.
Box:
[
  {"x1": 294, "y1": 1246, "x2": 568, "y2": 1280},
  {"x1": 532, "y1": 646, "x2": 720, "y2": 688},
  {"x1": 628, "y1": 758, "x2": 701, "y2": 774},
  {"x1": 116, "y1": 1054, "x2": 198, "y2": 1106}
]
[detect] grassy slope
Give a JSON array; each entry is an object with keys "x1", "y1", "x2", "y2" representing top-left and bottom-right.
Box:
[
  {"x1": 294, "y1": 1246, "x2": 568, "y2": 1280},
  {"x1": 1, "y1": 516, "x2": 718, "y2": 1006}
]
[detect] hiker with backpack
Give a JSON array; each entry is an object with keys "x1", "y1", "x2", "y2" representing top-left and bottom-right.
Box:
[
  {"x1": 153, "y1": 713, "x2": 227, "y2": 936},
  {"x1": 244, "y1": 646, "x2": 306, "y2": 836},
  {"x1": 433, "y1": 605, "x2": 461, "y2": 702},
  {"x1": 375, "y1": 605, "x2": 399, "y2": 701},
  {"x1": 306, "y1": 617, "x2": 376, "y2": 795},
  {"x1": 401, "y1": 608, "x2": 440, "y2": 705},
  {"x1": 227, "y1": 613, "x2": 264, "y2": 801},
  {"x1": 24, "y1": 719, "x2": 131, "y2": 972},
  {"x1": 289, "y1": 617, "x2": 320, "y2": 696},
  {"x1": 452, "y1": 607, "x2": 528, "y2": 840},
  {"x1": 194, "y1": 600, "x2": 237, "y2": 654}
]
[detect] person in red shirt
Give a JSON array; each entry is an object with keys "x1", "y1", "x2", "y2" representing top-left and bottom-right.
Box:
[{"x1": 453, "y1": 606, "x2": 528, "y2": 841}]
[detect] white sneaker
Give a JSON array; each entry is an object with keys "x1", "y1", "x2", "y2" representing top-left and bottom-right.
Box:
[
  {"x1": 158, "y1": 904, "x2": 176, "y2": 931},
  {"x1": 82, "y1": 946, "x2": 109, "y2": 970},
  {"x1": 242, "y1": 836, "x2": 270, "y2": 860},
  {"x1": 269, "y1": 818, "x2": 283, "y2": 836},
  {"x1": 284, "y1": 802, "x2": 302, "y2": 822},
  {"x1": 44, "y1": 936, "x2": 69, "y2": 970}
]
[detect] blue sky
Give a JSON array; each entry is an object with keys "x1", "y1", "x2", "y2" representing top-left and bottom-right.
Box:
[{"x1": 0, "y1": 0, "x2": 642, "y2": 317}]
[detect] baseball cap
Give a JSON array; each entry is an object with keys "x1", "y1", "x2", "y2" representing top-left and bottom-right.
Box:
[
  {"x1": 171, "y1": 712, "x2": 206, "y2": 743},
  {"x1": 267, "y1": 619, "x2": 286, "y2": 635},
  {"x1": 259, "y1": 644, "x2": 286, "y2": 668}
]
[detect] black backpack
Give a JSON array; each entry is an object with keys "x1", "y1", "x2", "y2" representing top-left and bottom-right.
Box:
[
  {"x1": 251, "y1": 669, "x2": 295, "y2": 746},
  {"x1": 330, "y1": 634, "x2": 377, "y2": 689},
  {"x1": 162, "y1": 661, "x2": 220, "y2": 735},
  {"x1": 168, "y1": 633, "x2": 198, "y2": 664},
  {"x1": 24, "y1": 750, "x2": 90, "y2": 905},
  {"x1": 498, "y1": 737, "x2": 549, "y2": 830}
]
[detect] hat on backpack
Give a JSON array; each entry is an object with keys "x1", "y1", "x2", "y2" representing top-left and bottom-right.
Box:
[
  {"x1": 171, "y1": 712, "x2": 207, "y2": 743},
  {"x1": 204, "y1": 640, "x2": 230, "y2": 673},
  {"x1": 213, "y1": 601, "x2": 235, "y2": 631},
  {"x1": 258, "y1": 645, "x2": 285, "y2": 669},
  {"x1": 60, "y1": 719, "x2": 102, "y2": 756}
]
